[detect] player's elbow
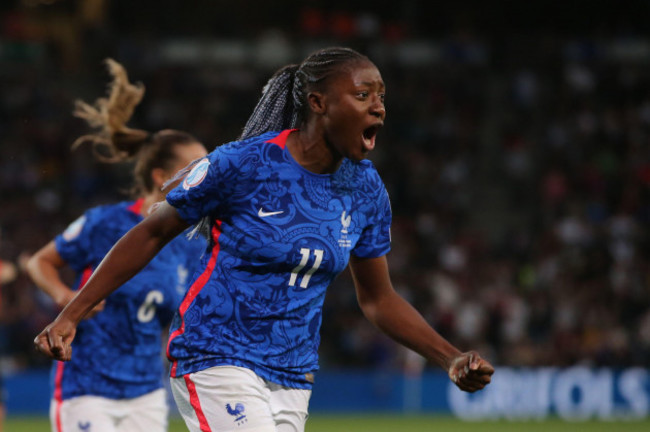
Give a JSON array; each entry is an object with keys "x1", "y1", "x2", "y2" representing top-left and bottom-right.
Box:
[
  {"x1": 356, "y1": 289, "x2": 388, "y2": 326},
  {"x1": 25, "y1": 252, "x2": 44, "y2": 280}
]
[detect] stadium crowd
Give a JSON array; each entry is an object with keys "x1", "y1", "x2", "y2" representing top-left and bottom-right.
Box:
[{"x1": 1, "y1": 1, "x2": 650, "y2": 378}]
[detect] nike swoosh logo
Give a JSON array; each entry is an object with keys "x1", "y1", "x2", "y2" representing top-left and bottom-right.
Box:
[{"x1": 258, "y1": 208, "x2": 284, "y2": 218}]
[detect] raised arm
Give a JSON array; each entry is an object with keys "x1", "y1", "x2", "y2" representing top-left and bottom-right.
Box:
[
  {"x1": 27, "y1": 241, "x2": 105, "y2": 317},
  {"x1": 34, "y1": 202, "x2": 189, "y2": 361},
  {"x1": 349, "y1": 254, "x2": 494, "y2": 393}
]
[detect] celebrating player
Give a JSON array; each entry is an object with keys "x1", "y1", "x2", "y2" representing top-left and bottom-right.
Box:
[
  {"x1": 27, "y1": 59, "x2": 207, "y2": 432},
  {"x1": 35, "y1": 47, "x2": 494, "y2": 432}
]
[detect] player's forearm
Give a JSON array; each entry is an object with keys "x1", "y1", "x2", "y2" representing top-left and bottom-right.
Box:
[
  {"x1": 361, "y1": 293, "x2": 461, "y2": 371},
  {"x1": 26, "y1": 256, "x2": 74, "y2": 308}
]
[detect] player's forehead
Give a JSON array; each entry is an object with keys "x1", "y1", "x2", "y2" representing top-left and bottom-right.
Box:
[{"x1": 327, "y1": 60, "x2": 385, "y2": 90}]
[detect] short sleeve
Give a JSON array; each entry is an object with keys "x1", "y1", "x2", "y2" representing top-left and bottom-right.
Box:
[
  {"x1": 166, "y1": 144, "x2": 241, "y2": 225},
  {"x1": 352, "y1": 186, "x2": 392, "y2": 258},
  {"x1": 54, "y1": 211, "x2": 97, "y2": 272}
]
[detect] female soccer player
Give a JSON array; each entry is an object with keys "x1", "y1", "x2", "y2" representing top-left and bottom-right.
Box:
[
  {"x1": 35, "y1": 47, "x2": 494, "y2": 432},
  {"x1": 27, "y1": 59, "x2": 207, "y2": 432}
]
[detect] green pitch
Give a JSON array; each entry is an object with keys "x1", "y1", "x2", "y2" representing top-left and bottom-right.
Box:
[{"x1": 6, "y1": 415, "x2": 650, "y2": 431}]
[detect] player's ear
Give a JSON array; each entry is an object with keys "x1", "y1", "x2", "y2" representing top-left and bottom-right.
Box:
[
  {"x1": 151, "y1": 167, "x2": 167, "y2": 190},
  {"x1": 307, "y1": 91, "x2": 326, "y2": 115}
]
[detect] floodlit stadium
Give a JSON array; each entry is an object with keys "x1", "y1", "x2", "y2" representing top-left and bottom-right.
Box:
[{"x1": 1, "y1": 1, "x2": 650, "y2": 430}]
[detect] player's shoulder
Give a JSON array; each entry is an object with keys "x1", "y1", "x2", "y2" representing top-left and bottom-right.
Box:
[
  {"x1": 204, "y1": 131, "x2": 284, "y2": 166},
  {"x1": 214, "y1": 131, "x2": 281, "y2": 152},
  {"x1": 82, "y1": 200, "x2": 140, "y2": 226},
  {"x1": 59, "y1": 201, "x2": 124, "y2": 243},
  {"x1": 93, "y1": 200, "x2": 136, "y2": 216}
]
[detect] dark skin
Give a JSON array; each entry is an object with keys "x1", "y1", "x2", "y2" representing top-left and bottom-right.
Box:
[{"x1": 35, "y1": 60, "x2": 493, "y2": 393}]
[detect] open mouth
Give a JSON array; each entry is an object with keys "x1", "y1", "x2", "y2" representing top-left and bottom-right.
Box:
[{"x1": 362, "y1": 124, "x2": 382, "y2": 151}]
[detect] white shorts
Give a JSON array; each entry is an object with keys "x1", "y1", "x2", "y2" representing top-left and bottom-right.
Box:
[
  {"x1": 50, "y1": 388, "x2": 167, "y2": 432},
  {"x1": 171, "y1": 366, "x2": 311, "y2": 432}
]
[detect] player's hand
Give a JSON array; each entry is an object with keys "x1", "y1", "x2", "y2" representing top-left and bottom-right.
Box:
[
  {"x1": 34, "y1": 315, "x2": 77, "y2": 361},
  {"x1": 448, "y1": 351, "x2": 494, "y2": 393}
]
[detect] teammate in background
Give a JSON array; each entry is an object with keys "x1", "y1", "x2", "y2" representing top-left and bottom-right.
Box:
[
  {"x1": 35, "y1": 47, "x2": 494, "y2": 432},
  {"x1": 27, "y1": 59, "x2": 207, "y2": 432}
]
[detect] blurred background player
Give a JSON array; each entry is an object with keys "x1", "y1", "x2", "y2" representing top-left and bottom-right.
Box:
[
  {"x1": 34, "y1": 47, "x2": 493, "y2": 432},
  {"x1": 26, "y1": 59, "x2": 207, "y2": 432}
]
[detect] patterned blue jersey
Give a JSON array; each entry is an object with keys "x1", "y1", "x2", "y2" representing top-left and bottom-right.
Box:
[
  {"x1": 53, "y1": 199, "x2": 205, "y2": 400},
  {"x1": 166, "y1": 130, "x2": 392, "y2": 389}
]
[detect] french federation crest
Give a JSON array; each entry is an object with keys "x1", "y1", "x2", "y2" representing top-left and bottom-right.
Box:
[
  {"x1": 338, "y1": 211, "x2": 352, "y2": 248},
  {"x1": 226, "y1": 402, "x2": 247, "y2": 425}
]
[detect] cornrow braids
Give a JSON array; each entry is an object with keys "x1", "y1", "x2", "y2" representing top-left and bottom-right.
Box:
[
  {"x1": 240, "y1": 47, "x2": 369, "y2": 140},
  {"x1": 240, "y1": 64, "x2": 300, "y2": 140}
]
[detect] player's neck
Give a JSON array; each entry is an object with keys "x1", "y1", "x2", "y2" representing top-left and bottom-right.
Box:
[{"x1": 287, "y1": 128, "x2": 343, "y2": 175}]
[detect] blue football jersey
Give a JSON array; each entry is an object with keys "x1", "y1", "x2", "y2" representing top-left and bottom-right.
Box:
[
  {"x1": 165, "y1": 129, "x2": 392, "y2": 389},
  {"x1": 53, "y1": 199, "x2": 205, "y2": 400}
]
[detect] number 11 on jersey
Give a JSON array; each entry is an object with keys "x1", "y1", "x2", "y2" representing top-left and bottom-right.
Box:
[{"x1": 289, "y1": 248, "x2": 323, "y2": 288}]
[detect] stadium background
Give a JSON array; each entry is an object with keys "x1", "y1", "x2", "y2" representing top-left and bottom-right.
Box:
[{"x1": 1, "y1": 0, "x2": 650, "y2": 428}]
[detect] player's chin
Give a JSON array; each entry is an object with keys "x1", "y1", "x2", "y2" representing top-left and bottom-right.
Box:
[{"x1": 349, "y1": 148, "x2": 370, "y2": 162}]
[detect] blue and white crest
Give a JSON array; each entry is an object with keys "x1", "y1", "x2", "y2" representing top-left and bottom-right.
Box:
[
  {"x1": 226, "y1": 402, "x2": 247, "y2": 425},
  {"x1": 183, "y1": 158, "x2": 210, "y2": 190},
  {"x1": 63, "y1": 215, "x2": 86, "y2": 241}
]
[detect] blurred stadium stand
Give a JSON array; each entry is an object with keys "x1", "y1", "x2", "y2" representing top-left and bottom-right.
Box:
[{"x1": 1, "y1": 0, "x2": 650, "y2": 417}]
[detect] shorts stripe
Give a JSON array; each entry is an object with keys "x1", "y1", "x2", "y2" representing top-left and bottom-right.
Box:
[
  {"x1": 54, "y1": 361, "x2": 65, "y2": 432},
  {"x1": 184, "y1": 374, "x2": 211, "y2": 432}
]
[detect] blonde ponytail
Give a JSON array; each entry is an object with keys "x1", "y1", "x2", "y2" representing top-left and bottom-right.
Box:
[{"x1": 71, "y1": 58, "x2": 149, "y2": 161}]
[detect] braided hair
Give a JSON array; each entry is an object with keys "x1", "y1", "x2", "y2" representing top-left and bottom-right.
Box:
[
  {"x1": 240, "y1": 47, "x2": 369, "y2": 139},
  {"x1": 72, "y1": 59, "x2": 199, "y2": 196}
]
